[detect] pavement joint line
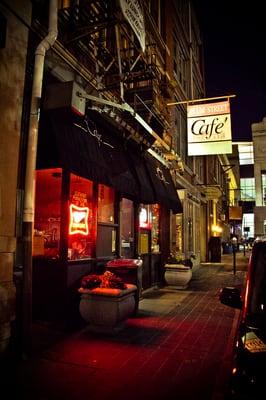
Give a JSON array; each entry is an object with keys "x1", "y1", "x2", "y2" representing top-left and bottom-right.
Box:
[{"x1": 9, "y1": 254, "x2": 248, "y2": 400}]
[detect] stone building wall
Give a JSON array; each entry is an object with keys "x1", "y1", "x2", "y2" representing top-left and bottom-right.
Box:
[{"x1": 0, "y1": 0, "x2": 31, "y2": 355}]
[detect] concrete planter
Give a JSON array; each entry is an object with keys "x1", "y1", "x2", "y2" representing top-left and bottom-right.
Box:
[
  {"x1": 164, "y1": 264, "x2": 192, "y2": 289},
  {"x1": 78, "y1": 284, "x2": 137, "y2": 334}
]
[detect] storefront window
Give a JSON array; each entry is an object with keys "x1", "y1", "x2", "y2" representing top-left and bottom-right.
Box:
[
  {"x1": 98, "y1": 184, "x2": 114, "y2": 223},
  {"x1": 138, "y1": 204, "x2": 160, "y2": 254},
  {"x1": 68, "y1": 174, "x2": 94, "y2": 260},
  {"x1": 151, "y1": 204, "x2": 160, "y2": 253},
  {"x1": 34, "y1": 168, "x2": 62, "y2": 258},
  {"x1": 96, "y1": 184, "x2": 116, "y2": 258},
  {"x1": 187, "y1": 203, "x2": 194, "y2": 252},
  {"x1": 138, "y1": 205, "x2": 150, "y2": 255},
  {"x1": 175, "y1": 214, "x2": 183, "y2": 253},
  {"x1": 171, "y1": 213, "x2": 183, "y2": 255},
  {"x1": 120, "y1": 198, "x2": 134, "y2": 258}
]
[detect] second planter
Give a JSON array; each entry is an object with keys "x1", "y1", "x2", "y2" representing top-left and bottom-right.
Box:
[{"x1": 164, "y1": 264, "x2": 192, "y2": 289}]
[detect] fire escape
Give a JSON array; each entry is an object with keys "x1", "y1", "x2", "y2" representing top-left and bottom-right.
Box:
[{"x1": 34, "y1": 0, "x2": 174, "y2": 157}]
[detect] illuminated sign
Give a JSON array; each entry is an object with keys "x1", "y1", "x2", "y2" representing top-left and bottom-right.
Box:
[
  {"x1": 187, "y1": 100, "x2": 232, "y2": 156},
  {"x1": 69, "y1": 204, "x2": 89, "y2": 235},
  {"x1": 229, "y1": 206, "x2": 242, "y2": 221}
]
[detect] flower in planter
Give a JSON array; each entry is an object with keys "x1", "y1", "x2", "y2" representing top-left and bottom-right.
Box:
[
  {"x1": 80, "y1": 271, "x2": 126, "y2": 290},
  {"x1": 166, "y1": 253, "x2": 196, "y2": 269},
  {"x1": 81, "y1": 274, "x2": 102, "y2": 289}
]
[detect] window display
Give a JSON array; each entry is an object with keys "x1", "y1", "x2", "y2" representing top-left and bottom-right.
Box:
[{"x1": 34, "y1": 170, "x2": 118, "y2": 261}]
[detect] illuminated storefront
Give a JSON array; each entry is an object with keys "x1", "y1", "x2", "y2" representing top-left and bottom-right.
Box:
[{"x1": 33, "y1": 105, "x2": 182, "y2": 319}]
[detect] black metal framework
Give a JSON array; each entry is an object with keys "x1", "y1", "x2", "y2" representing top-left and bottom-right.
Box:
[{"x1": 31, "y1": 0, "x2": 169, "y2": 142}]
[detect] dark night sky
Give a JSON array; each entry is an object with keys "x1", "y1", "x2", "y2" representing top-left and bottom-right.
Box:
[{"x1": 193, "y1": 1, "x2": 266, "y2": 141}]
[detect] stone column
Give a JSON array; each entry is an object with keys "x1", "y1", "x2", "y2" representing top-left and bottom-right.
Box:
[{"x1": 0, "y1": 0, "x2": 31, "y2": 356}]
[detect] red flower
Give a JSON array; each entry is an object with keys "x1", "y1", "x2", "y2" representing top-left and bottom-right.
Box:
[{"x1": 80, "y1": 271, "x2": 126, "y2": 290}]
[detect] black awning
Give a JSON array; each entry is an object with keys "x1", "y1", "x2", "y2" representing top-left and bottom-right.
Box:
[
  {"x1": 38, "y1": 108, "x2": 140, "y2": 200},
  {"x1": 127, "y1": 152, "x2": 156, "y2": 204},
  {"x1": 144, "y1": 153, "x2": 183, "y2": 213},
  {"x1": 37, "y1": 108, "x2": 182, "y2": 212}
]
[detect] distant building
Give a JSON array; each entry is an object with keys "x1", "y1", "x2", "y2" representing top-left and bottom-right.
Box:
[
  {"x1": 252, "y1": 118, "x2": 266, "y2": 237},
  {"x1": 227, "y1": 117, "x2": 266, "y2": 242}
]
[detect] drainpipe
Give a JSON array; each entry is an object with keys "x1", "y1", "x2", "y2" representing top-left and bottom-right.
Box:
[{"x1": 21, "y1": 0, "x2": 58, "y2": 358}]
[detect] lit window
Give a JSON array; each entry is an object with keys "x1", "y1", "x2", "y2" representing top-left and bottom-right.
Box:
[
  {"x1": 98, "y1": 184, "x2": 114, "y2": 223},
  {"x1": 34, "y1": 168, "x2": 62, "y2": 258},
  {"x1": 151, "y1": 204, "x2": 160, "y2": 253},
  {"x1": 242, "y1": 213, "x2": 254, "y2": 238},
  {"x1": 261, "y1": 173, "x2": 266, "y2": 205},
  {"x1": 238, "y1": 143, "x2": 254, "y2": 165},
  {"x1": 96, "y1": 184, "x2": 116, "y2": 258},
  {"x1": 138, "y1": 204, "x2": 160, "y2": 254},
  {"x1": 120, "y1": 198, "x2": 134, "y2": 258},
  {"x1": 240, "y1": 178, "x2": 255, "y2": 201},
  {"x1": 68, "y1": 174, "x2": 94, "y2": 260}
]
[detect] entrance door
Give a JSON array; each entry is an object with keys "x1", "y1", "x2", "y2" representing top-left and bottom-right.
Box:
[{"x1": 120, "y1": 198, "x2": 135, "y2": 258}]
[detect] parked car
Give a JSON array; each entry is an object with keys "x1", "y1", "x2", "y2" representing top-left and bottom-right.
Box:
[{"x1": 219, "y1": 238, "x2": 266, "y2": 399}]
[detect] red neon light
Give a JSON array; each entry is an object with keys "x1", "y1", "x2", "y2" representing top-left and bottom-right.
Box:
[{"x1": 69, "y1": 204, "x2": 89, "y2": 236}]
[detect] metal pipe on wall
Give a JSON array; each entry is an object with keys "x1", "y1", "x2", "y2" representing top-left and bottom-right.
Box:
[{"x1": 21, "y1": 0, "x2": 58, "y2": 358}]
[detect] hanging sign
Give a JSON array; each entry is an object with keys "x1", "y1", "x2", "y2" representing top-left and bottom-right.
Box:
[
  {"x1": 119, "y1": 0, "x2": 145, "y2": 52},
  {"x1": 69, "y1": 204, "x2": 89, "y2": 235},
  {"x1": 187, "y1": 100, "x2": 232, "y2": 156},
  {"x1": 229, "y1": 206, "x2": 242, "y2": 221}
]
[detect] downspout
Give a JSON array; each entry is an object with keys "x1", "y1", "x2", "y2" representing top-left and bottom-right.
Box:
[{"x1": 22, "y1": 0, "x2": 58, "y2": 358}]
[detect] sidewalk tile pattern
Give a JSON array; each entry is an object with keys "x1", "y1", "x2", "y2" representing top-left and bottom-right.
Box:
[{"x1": 3, "y1": 256, "x2": 247, "y2": 400}]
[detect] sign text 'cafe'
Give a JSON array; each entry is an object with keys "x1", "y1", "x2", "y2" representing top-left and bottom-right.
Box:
[{"x1": 187, "y1": 100, "x2": 232, "y2": 156}]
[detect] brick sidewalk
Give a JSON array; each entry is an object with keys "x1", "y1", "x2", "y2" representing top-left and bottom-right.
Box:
[{"x1": 4, "y1": 260, "x2": 247, "y2": 400}]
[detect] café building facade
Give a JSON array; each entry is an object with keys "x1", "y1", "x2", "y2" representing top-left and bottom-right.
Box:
[{"x1": 33, "y1": 81, "x2": 182, "y2": 321}]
